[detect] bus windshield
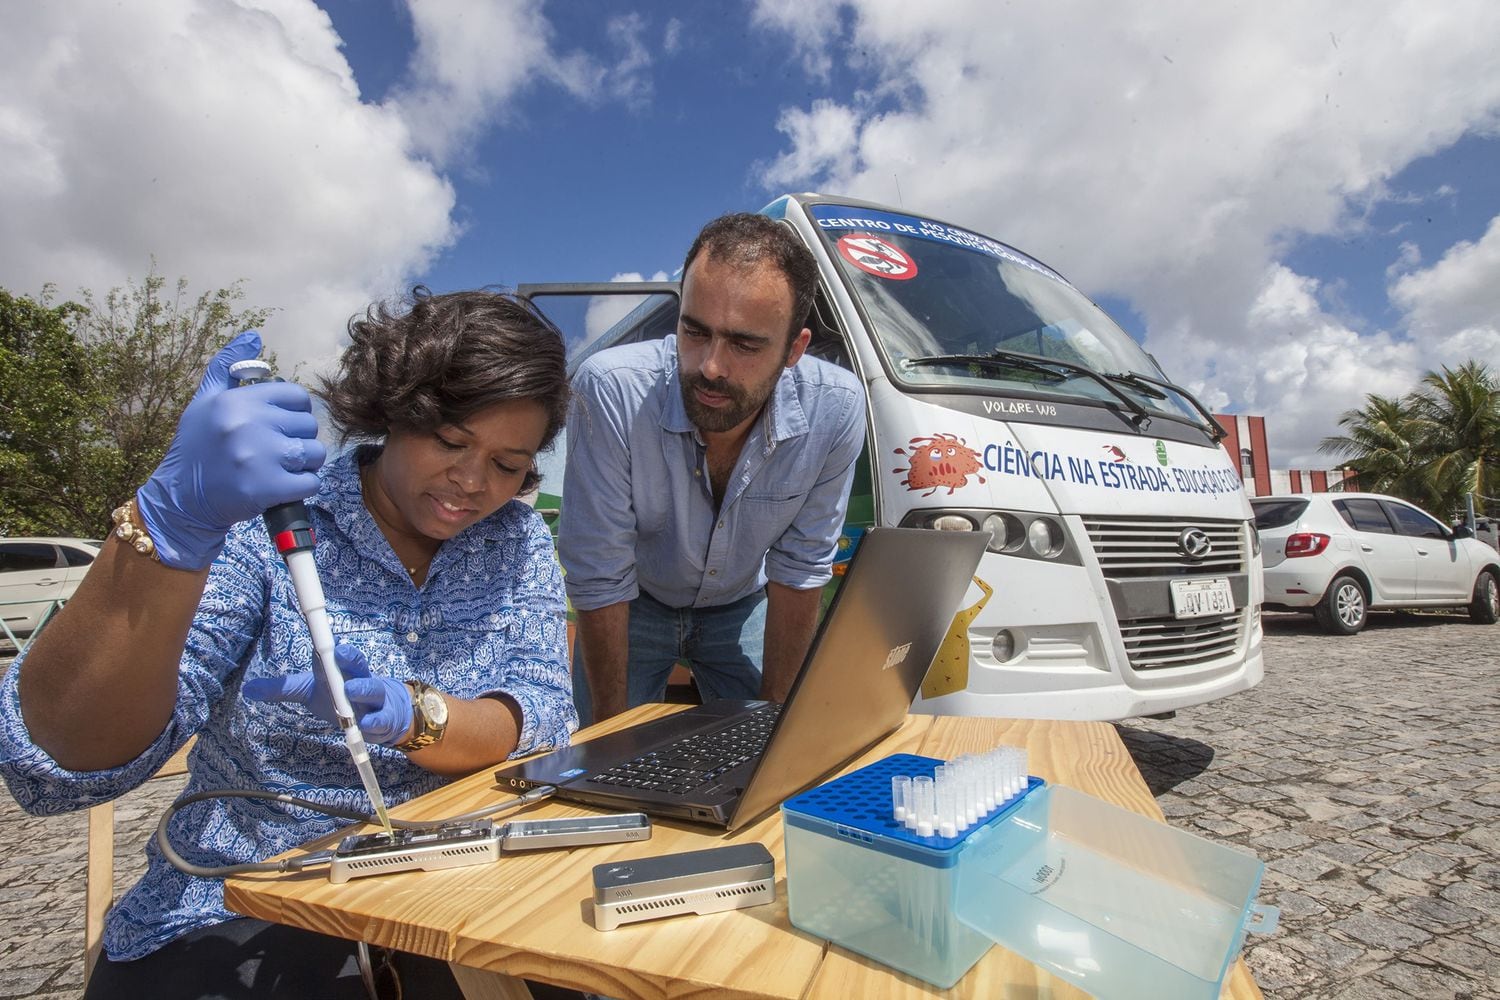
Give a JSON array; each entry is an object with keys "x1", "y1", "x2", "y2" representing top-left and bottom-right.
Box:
[{"x1": 807, "y1": 203, "x2": 1203, "y2": 426}]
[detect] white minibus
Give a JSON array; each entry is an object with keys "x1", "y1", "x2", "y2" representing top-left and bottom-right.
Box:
[{"x1": 523, "y1": 193, "x2": 1263, "y2": 720}]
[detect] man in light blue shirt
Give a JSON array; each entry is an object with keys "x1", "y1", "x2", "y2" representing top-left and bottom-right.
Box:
[{"x1": 559, "y1": 213, "x2": 866, "y2": 724}]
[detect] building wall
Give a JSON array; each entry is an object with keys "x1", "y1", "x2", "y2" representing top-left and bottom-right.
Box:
[{"x1": 1213, "y1": 412, "x2": 1354, "y2": 496}]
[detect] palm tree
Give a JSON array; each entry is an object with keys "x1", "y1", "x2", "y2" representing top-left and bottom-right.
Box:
[
  {"x1": 1319, "y1": 393, "x2": 1432, "y2": 506},
  {"x1": 1321, "y1": 362, "x2": 1500, "y2": 520},
  {"x1": 1412, "y1": 361, "x2": 1500, "y2": 519}
]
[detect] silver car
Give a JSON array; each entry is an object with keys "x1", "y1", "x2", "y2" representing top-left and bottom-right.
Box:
[{"x1": 1252, "y1": 493, "x2": 1500, "y2": 634}]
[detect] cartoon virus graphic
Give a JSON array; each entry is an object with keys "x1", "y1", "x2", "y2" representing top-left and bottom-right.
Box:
[
  {"x1": 893, "y1": 433, "x2": 987, "y2": 496},
  {"x1": 1103, "y1": 444, "x2": 1127, "y2": 463}
]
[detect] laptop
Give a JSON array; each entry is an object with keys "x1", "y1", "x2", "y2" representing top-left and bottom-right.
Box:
[{"x1": 494, "y1": 527, "x2": 988, "y2": 831}]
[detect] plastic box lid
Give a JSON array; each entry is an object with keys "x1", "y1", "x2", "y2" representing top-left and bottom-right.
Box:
[{"x1": 784, "y1": 754, "x2": 1279, "y2": 999}]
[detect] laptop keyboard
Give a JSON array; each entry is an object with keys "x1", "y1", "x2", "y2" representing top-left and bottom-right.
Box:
[{"x1": 591, "y1": 704, "x2": 783, "y2": 796}]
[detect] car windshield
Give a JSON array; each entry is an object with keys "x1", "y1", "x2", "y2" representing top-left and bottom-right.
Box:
[
  {"x1": 1251, "y1": 499, "x2": 1309, "y2": 530},
  {"x1": 807, "y1": 203, "x2": 1205, "y2": 427}
]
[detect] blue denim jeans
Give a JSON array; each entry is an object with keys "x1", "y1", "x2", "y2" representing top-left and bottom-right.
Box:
[{"x1": 572, "y1": 588, "x2": 768, "y2": 726}]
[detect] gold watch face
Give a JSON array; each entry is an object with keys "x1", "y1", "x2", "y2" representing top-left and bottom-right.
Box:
[{"x1": 418, "y1": 690, "x2": 448, "y2": 727}]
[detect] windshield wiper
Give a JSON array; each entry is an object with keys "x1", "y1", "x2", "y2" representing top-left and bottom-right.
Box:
[
  {"x1": 908, "y1": 349, "x2": 1154, "y2": 428},
  {"x1": 902, "y1": 352, "x2": 1069, "y2": 383},
  {"x1": 1101, "y1": 371, "x2": 1168, "y2": 399},
  {"x1": 1105, "y1": 371, "x2": 1227, "y2": 442}
]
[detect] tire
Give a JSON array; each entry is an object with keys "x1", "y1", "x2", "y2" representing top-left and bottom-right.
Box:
[
  {"x1": 1471, "y1": 570, "x2": 1500, "y2": 625},
  {"x1": 1315, "y1": 574, "x2": 1367, "y2": 635}
]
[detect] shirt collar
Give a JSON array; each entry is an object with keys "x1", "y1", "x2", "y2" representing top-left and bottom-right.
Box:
[
  {"x1": 660, "y1": 341, "x2": 695, "y2": 435},
  {"x1": 307, "y1": 447, "x2": 380, "y2": 547}
]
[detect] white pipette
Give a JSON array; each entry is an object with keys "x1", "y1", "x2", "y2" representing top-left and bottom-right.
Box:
[{"x1": 231, "y1": 358, "x2": 394, "y2": 835}]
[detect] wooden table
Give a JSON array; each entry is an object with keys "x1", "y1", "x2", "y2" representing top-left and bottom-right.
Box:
[{"x1": 226, "y1": 708, "x2": 1264, "y2": 999}]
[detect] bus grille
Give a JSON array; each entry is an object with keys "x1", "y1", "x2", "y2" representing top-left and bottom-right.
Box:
[
  {"x1": 1081, "y1": 516, "x2": 1246, "y2": 576},
  {"x1": 1081, "y1": 515, "x2": 1248, "y2": 670},
  {"x1": 1118, "y1": 614, "x2": 1242, "y2": 669}
]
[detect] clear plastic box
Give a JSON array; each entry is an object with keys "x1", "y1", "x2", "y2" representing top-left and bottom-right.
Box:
[{"x1": 782, "y1": 753, "x2": 1278, "y2": 996}]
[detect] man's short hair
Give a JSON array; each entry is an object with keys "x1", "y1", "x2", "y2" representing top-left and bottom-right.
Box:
[{"x1": 682, "y1": 213, "x2": 818, "y2": 343}]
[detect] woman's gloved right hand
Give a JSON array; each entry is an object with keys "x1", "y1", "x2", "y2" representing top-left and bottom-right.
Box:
[{"x1": 135, "y1": 330, "x2": 327, "y2": 569}]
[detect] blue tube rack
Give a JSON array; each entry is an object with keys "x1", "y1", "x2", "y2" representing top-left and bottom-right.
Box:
[{"x1": 782, "y1": 753, "x2": 1044, "y2": 988}]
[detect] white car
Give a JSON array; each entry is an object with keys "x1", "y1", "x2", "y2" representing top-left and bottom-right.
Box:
[
  {"x1": 1252, "y1": 493, "x2": 1500, "y2": 634},
  {"x1": 0, "y1": 537, "x2": 101, "y2": 643}
]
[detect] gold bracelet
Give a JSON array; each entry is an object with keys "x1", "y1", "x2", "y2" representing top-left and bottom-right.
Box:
[{"x1": 110, "y1": 498, "x2": 161, "y2": 561}]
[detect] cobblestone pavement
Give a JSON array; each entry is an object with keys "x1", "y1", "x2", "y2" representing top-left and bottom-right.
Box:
[
  {"x1": 2, "y1": 611, "x2": 1497, "y2": 999},
  {"x1": 1118, "y1": 611, "x2": 1499, "y2": 1000}
]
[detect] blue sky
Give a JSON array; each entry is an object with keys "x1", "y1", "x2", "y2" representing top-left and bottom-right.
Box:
[
  {"x1": 3, "y1": 1, "x2": 1499, "y2": 466},
  {"x1": 315, "y1": 0, "x2": 891, "y2": 289}
]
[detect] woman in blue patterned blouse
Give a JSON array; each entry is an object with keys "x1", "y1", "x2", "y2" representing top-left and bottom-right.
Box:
[{"x1": 0, "y1": 288, "x2": 578, "y2": 998}]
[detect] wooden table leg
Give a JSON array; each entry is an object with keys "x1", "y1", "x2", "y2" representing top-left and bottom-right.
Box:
[
  {"x1": 84, "y1": 800, "x2": 115, "y2": 985},
  {"x1": 448, "y1": 962, "x2": 536, "y2": 1000}
]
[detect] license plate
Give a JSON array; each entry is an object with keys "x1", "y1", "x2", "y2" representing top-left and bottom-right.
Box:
[{"x1": 1170, "y1": 578, "x2": 1235, "y2": 619}]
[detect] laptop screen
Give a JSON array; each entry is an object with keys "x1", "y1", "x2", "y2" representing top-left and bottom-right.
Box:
[{"x1": 726, "y1": 527, "x2": 989, "y2": 829}]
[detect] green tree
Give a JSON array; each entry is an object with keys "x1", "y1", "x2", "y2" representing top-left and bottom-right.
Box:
[
  {"x1": 1319, "y1": 393, "x2": 1431, "y2": 505},
  {"x1": 0, "y1": 272, "x2": 270, "y2": 537},
  {"x1": 1321, "y1": 361, "x2": 1500, "y2": 520},
  {"x1": 0, "y1": 288, "x2": 98, "y2": 535},
  {"x1": 1411, "y1": 361, "x2": 1500, "y2": 519}
]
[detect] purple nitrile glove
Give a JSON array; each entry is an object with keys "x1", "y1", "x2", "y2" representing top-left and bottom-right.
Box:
[
  {"x1": 135, "y1": 330, "x2": 326, "y2": 569},
  {"x1": 242, "y1": 644, "x2": 414, "y2": 747}
]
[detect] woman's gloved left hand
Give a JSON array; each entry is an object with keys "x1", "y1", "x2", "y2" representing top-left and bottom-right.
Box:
[
  {"x1": 136, "y1": 331, "x2": 325, "y2": 569},
  {"x1": 243, "y1": 644, "x2": 413, "y2": 747}
]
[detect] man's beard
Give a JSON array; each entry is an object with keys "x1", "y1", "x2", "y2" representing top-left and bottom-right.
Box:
[{"x1": 680, "y1": 368, "x2": 781, "y2": 433}]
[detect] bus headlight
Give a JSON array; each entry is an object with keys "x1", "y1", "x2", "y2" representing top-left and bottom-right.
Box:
[
  {"x1": 899, "y1": 508, "x2": 1078, "y2": 565},
  {"x1": 1026, "y1": 517, "x2": 1065, "y2": 558},
  {"x1": 981, "y1": 513, "x2": 1024, "y2": 553}
]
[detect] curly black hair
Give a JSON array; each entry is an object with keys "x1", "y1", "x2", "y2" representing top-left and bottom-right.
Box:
[{"x1": 318, "y1": 287, "x2": 568, "y2": 493}]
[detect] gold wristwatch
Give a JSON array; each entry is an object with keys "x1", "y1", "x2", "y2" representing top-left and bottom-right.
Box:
[{"x1": 395, "y1": 681, "x2": 449, "y2": 752}]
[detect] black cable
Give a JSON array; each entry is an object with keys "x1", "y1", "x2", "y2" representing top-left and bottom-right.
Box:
[{"x1": 156, "y1": 785, "x2": 557, "y2": 878}]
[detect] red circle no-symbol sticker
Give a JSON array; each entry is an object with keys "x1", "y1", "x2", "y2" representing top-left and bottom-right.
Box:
[{"x1": 836, "y1": 233, "x2": 918, "y2": 280}]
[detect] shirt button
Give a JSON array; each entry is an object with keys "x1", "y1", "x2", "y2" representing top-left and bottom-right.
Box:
[
  {"x1": 709, "y1": 569, "x2": 717, "y2": 576},
  {"x1": 406, "y1": 631, "x2": 419, "y2": 643},
  {"x1": 717, "y1": 520, "x2": 724, "y2": 529}
]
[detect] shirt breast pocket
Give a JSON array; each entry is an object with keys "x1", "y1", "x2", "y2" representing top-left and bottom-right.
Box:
[{"x1": 736, "y1": 492, "x2": 804, "y2": 537}]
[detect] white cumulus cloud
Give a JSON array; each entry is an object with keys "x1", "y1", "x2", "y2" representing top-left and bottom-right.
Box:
[
  {"x1": 1389, "y1": 212, "x2": 1500, "y2": 366},
  {"x1": 0, "y1": 1, "x2": 457, "y2": 375},
  {"x1": 393, "y1": 0, "x2": 649, "y2": 164},
  {"x1": 752, "y1": 0, "x2": 1500, "y2": 466},
  {"x1": 0, "y1": 0, "x2": 645, "y2": 382}
]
